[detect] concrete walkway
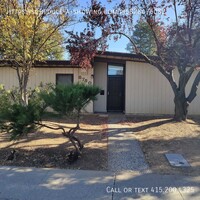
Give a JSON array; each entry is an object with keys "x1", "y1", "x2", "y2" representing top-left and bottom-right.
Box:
[
  {"x1": 0, "y1": 166, "x2": 200, "y2": 200},
  {"x1": 108, "y1": 114, "x2": 149, "y2": 172}
]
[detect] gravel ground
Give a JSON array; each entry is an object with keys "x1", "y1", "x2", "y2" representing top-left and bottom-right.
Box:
[{"x1": 108, "y1": 114, "x2": 149, "y2": 172}]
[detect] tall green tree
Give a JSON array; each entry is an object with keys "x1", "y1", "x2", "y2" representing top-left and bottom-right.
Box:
[
  {"x1": 0, "y1": 0, "x2": 75, "y2": 104},
  {"x1": 126, "y1": 20, "x2": 157, "y2": 55}
]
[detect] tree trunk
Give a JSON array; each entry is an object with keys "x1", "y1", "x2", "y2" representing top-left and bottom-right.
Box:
[
  {"x1": 17, "y1": 78, "x2": 27, "y2": 105},
  {"x1": 76, "y1": 110, "x2": 81, "y2": 129},
  {"x1": 174, "y1": 94, "x2": 189, "y2": 121},
  {"x1": 16, "y1": 64, "x2": 30, "y2": 105},
  {"x1": 22, "y1": 84, "x2": 28, "y2": 105},
  {"x1": 18, "y1": 82, "x2": 28, "y2": 105}
]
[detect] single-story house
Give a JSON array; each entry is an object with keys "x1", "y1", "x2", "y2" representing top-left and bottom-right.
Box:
[{"x1": 0, "y1": 51, "x2": 200, "y2": 115}]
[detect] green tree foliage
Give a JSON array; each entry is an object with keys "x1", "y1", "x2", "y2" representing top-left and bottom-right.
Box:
[
  {"x1": 126, "y1": 20, "x2": 157, "y2": 55},
  {"x1": 42, "y1": 83, "x2": 101, "y2": 127},
  {"x1": 0, "y1": 85, "x2": 49, "y2": 139}
]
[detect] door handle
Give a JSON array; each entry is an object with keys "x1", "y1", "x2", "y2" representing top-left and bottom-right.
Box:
[{"x1": 108, "y1": 91, "x2": 109, "y2": 95}]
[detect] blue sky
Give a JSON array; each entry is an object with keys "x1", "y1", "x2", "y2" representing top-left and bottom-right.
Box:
[
  {"x1": 64, "y1": 0, "x2": 177, "y2": 59},
  {"x1": 64, "y1": 0, "x2": 138, "y2": 59}
]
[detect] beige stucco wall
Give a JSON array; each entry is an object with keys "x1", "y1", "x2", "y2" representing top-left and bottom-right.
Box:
[
  {"x1": 93, "y1": 62, "x2": 107, "y2": 112},
  {"x1": 0, "y1": 67, "x2": 94, "y2": 112},
  {"x1": 125, "y1": 61, "x2": 200, "y2": 115}
]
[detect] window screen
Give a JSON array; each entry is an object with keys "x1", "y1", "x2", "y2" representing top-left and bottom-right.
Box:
[{"x1": 56, "y1": 74, "x2": 73, "y2": 85}]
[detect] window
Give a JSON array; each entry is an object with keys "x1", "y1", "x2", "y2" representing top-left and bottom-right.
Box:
[
  {"x1": 108, "y1": 65, "x2": 124, "y2": 76},
  {"x1": 56, "y1": 74, "x2": 73, "y2": 85}
]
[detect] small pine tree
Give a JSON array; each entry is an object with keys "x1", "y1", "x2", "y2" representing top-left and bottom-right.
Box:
[{"x1": 41, "y1": 83, "x2": 101, "y2": 128}]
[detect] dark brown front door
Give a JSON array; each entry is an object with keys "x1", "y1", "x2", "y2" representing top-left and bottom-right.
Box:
[{"x1": 107, "y1": 65, "x2": 124, "y2": 112}]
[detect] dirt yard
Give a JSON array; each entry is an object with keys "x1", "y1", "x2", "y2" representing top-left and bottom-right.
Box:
[
  {"x1": 0, "y1": 114, "x2": 199, "y2": 176},
  {"x1": 120, "y1": 116, "x2": 200, "y2": 176},
  {"x1": 0, "y1": 115, "x2": 108, "y2": 170}
]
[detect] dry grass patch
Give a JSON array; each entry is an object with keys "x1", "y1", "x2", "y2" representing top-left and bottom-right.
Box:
[{"x1": 121, "y1": 116, "x2": 200, "y2": 176}]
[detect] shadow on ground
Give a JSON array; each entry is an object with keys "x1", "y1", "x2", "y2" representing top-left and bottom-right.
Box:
[
  {"x1": 0, "y1": 166, "x2": 199, "y2": 200},
  {"x1": 0, "y1": 115, "x2": 108, "y2": 171}
]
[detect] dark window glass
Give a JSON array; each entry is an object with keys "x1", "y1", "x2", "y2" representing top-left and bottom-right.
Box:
[{"x1": 56, "y1": 74, "x2": 73, "y2": 85}]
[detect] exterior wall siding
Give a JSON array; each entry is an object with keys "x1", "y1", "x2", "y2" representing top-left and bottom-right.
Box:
[
  {"x1": 0, "y1": 67, "x2": 94, "y2": 112},
  {"x1": 93, "y1": 62, "x2": 107, "y2": 112},
  {"x1": 125, "y1": 61, "x2": 200, "y2": 115},
  {"x1": 1, "y1": 61, "x2": 200, "y2": 115}
]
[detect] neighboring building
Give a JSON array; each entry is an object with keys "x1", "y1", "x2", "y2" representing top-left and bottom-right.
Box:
[{"x1": 0, "y1": 52, "x2": 200, "y2": 115}]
